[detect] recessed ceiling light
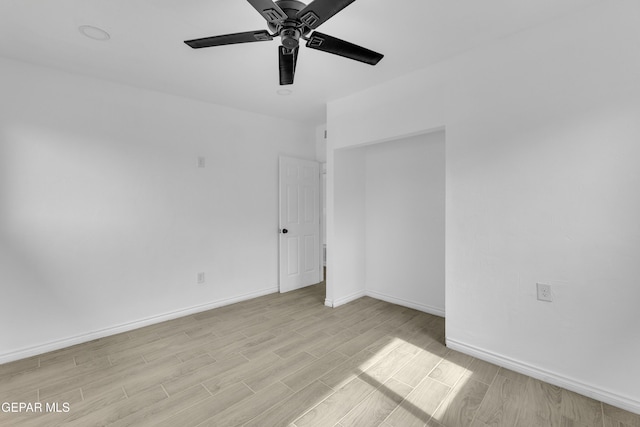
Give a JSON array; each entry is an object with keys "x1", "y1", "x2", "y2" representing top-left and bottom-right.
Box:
[
  {"x1": 78, "y1": 25, "x2": 111, "y2": 41},
  {"x1": 277, "y1": 88, "x2": 293, "y2": 96}
]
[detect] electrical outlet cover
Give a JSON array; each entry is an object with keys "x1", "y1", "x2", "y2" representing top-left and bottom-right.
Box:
[{"x1": 536, "y1": 283, "x2": 552, "y2": 302}]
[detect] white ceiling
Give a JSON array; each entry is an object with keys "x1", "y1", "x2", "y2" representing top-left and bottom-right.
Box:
[{"x1": 0, "y1": 0, "x2": 602, "y2": 125}]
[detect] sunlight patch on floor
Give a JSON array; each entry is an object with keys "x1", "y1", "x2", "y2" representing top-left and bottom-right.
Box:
[{"x1": 346, "y1": 335, "x2": 472, "y2": 426}]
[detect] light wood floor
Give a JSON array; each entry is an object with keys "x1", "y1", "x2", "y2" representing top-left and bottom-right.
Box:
[{"x1": 1, "y1": 281, "x2": 638, "y2": 427}]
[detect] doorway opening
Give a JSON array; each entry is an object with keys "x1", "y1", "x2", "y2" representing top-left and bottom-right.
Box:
[{"x1": 326, "y1": 129, "x2": 446, "y2": 317}]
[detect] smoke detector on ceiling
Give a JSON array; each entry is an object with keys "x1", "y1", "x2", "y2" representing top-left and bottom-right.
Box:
[{"x1": 78, "y1": 25, "x2": 111, "y2": 41}]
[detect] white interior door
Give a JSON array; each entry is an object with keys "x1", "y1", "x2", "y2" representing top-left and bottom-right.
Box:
[{"x1": 279, "y1": 156, "x2": 321, "y2": 293}]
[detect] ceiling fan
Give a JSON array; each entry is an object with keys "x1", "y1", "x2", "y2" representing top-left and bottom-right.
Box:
[{"x1": 184, "y1": 0, "x2": 383, "y2": 85}]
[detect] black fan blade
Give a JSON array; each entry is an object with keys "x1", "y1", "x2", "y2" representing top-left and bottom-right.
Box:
[
  {"x1": 247, "y1": 0, "x2": 288, "y2": 23},
  {"x1": 306, "y1": 31, "x2": 383, "y2": 65},
  {"x1": 297, "y1": 0, "x2": 356, "y2": 29},
  {"x1": 279, "y1": 46, "x2": 299, "y2": 85},
  {"x1": 185, "y1": 30, "x2": 273, "y2": 49}
]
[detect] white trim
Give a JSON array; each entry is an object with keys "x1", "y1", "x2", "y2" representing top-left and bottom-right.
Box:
[
  {"x1": 324, "y1": 290, "x2": 446, "y2": 317},
  {"x1": 331, "y1": 290, "x2": 367, "y2": 308},
  {"x1": 365, "y1": 290, "x2": 445, "y2": 317},
  {"x1": 0, "y1": 287, "x2": 278, "y2": 365},
  {"x1": 447, "y1": 338, "x2": 640, "y2": 416},
  {"x1": 334, "y1": 126, "x2": 446, "y2": 152}
]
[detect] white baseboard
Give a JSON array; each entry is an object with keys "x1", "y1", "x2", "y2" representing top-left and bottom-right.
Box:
[
  {"x1": 324, "y1": 289, "x2": 445, "y2": 318},
  {"x1": 0, "y1": 287, "x2": 278, "y2": 365},
  {"x1": 447, "y1": 338, "x2": 640, "y2": 415},
  {"x1": 327, "y1": 290, "x2": 367, "y2": 308},
  {"x1": 365, "y1": 290, "x2": 445, "y2": 317}
]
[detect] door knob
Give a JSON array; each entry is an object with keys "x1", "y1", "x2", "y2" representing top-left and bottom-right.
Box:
[{"x1": 281, "y1": 228, "x2": 288, "y2": 234}]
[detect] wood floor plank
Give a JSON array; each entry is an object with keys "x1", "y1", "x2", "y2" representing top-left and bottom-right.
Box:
[
  {"x1": 403, "y1": 327, "x2": 438, "y2": 350},
  {"x1": 238, "y1": 315, "x2": 297, "y2": 339},
  {"x1": 79, "y1": 355, "x2": 182, "y2": 400},
  {"x1": 243, "y1": 351, "x2": 317, "y2": 392},
  {"x1": 319, "y1": 349, "x2": 381, "y2": 390},
  {"x1": 274, "y1": 331, "x2": 331, "y2": 359},
  {"x1": 108, "y1": 385, "x2": 210, "y2": 427},
  {"x1": 375, "y1": 309, "x2": 419, "y2": 332},
  {"x1": 122, "y1": 354, "x2": 216, "y2": 397},
  {"x1": 560, "y1": 414, "x2": 600, "y2": 426},
  {"x1": 37, "y1": 355, "x2": 148, "y2": 400},
  {"x1": 37, "y1": 352, "x2": 75, "y2": 369},
  {"x1": 338, "y1": 378, "x2": 413, "y2": 427},
  {"x1": 0, "y1": 357, "x2": 40, "y2": 378},
  {"x1": 428, "y1": 349, "x2": 473, "y2": 387},
  {"x1": 496, "y1": 367, "x2": 529, "y2": 385},
  {"x1": 393, "y1": 347, "x2": 443, "y2": 387},
  {"x1": 419, "y1": 338, "x2": 449, "y2": 358},
  {"x1": 214, "y1": 313, "x2": 274, "y2": 337},
  {"x1": 245, "y1": 381, "x2": 333, "y2": 427},
  {"x1": 295, "y1": 314, "x2": 349, "y2": 337},
  {"x1": 561, "y1": 389, "x2": 603, "y2": 426},
  {"x1": 293, "y1": 377, "x2": 378, "y2": 427},
  {"x1": 604, "y1": 414, "x2": 640, "y2": 427},
  {"x1": 49, "y1": 388, "x2": 129, "y2": 425},
  {"x1": 0, "y1": 354, "x2": 111, "y2": 397},
  {"x1": 431, "y1": 377, "x2": 489, "y2": 427},
  {"x1": 304, "y1": 329, "x2": 360, "y2": 358},
  {"x1": 201, "y1": 352, "x2": 282, "y2": 395},
  {"x1": 197, "y1": 381, "x2": 292, "y2": 426},
  {"x1": 464, "y1": 358, "x2": 500, "y2": 386},
  {"x1": 141, "y1": 333, "x2": 214, "y2": 362},
  {"x1": 385, "y1": 377, "x2": 450, "y2": 427},
  {"x1": 44, "y1": 387, "x2": 84, "y2": 405},
  {"x1": 63, "y1": 385, "x2": 168, "y2": 427},
  {"x1": 515, "y1": 377, "x2": 563, "y2": 427},
  {"x1": 282, "y1": 351, "x2": 349, "y2": 392},
  {"x1": 152, "y1": 382, "x2": 254, "y2": 427},
  {"x1": 207, "y1": 330, "x2": 278, "y2": 360},
  {"x1": 162, "y1": 354, "x2": 250, "y2": 396},
  {"x1": 474, "y1": 373, "x2": 527, "y2": 427},
  {"x1": 603, "y1": 403, "x2": 640, "y2": 427},
  {"x1": 74, "y1": 332, "x2": 187, "y2": 365},
  {"x1": 333, "y1": 327, "x2": 388, "y2": 357},
  {"x1": 358, "y1": 345, "x2": 417, "y2": 386},
  {"x1": 240, "y1": 331, "x2": 303, "y2": 360},
  {"x1": 173, "y1": 331, "x2": 246, "y2": 362}
]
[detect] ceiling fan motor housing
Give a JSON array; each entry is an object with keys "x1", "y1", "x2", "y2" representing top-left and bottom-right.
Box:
[
  {"x1": 267, "y1": 0, "x2": 311, "y2": 48},
  {"x1": 281, "y1": 27, "x2": 301, "y2": 48}
]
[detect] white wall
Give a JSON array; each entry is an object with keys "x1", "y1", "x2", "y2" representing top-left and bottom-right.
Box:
[
  {"x1": 326, "y1": 147, "x2": 366, "y2": 306},
  {"x1": 0, "y1": 57, "x2": 316, "y2": 362},
  {"x1": 327, "y1": 0, "x2": 640, "y2": 414},
  {"x1": 328, "y1": 65, "x2": 446, "y2": 150},
  {"x1": 365, "y1": 131, "x2": 445, "y2": 315}
]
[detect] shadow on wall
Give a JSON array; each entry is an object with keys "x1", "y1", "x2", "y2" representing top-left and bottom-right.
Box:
[{"x1": 0, "y1": 127, "x2": 113, "y2": 356}]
